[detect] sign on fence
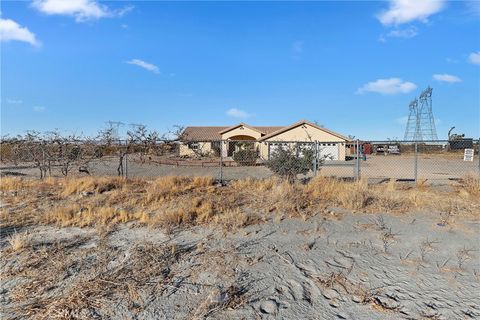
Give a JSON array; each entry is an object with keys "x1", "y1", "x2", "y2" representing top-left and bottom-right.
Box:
[{"x1": 463, "y1": 148, "x2": 474, "y2": 162}]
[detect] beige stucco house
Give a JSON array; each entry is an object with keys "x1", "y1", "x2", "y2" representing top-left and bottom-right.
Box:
[{"x1": 179, "y1": 120, "x2": 350, "y2": 161}]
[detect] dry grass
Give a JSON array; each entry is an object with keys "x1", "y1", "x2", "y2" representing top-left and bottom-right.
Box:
[
  {"x1": 1, "y1": 175, "x2": 479, "y2": 232},
  {"x1": 7, "y1": 231, "x2": 31, "y2": 251},
  {"x1": 0, "y1": 177, "x2": 34, "y2": 191},
  {"x1": 461, "y1": 175, "x2": 480, "y2": 198},
  {"x1": 60, "y1": 176, "x2": 126, "y2": 196},
  {"x1": 1, "y1": 236, "x2": 196, "y2": 319}
]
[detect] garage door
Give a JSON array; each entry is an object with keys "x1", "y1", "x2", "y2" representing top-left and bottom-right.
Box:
[
  {"x1": 319, "y1": 143, "x2": 339, "y2": 160},
  {"x1": 268, "y1": 143, "x2": 288, "y2": 159}
]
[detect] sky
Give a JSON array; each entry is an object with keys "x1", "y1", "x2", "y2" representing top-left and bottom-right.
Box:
[{"x1": 1, "y1": 0, "x2": 479, "y2": 140}]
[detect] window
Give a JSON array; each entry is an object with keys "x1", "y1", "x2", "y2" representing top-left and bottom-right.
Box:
[{"x1": 188, "y1": 142, "x2": 199, "y2": 150}]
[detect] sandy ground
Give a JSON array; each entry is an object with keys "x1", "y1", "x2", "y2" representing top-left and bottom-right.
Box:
[
  {"x1": 1, "y1": 154, "x2": 478, "y2": 183},
  {"x1": 1, "y1": 210, "x2": 479, "y2": 319}
]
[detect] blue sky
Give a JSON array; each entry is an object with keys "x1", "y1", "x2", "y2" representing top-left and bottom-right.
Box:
[{"x1": 1, "y1": 0, "x2": 479, "y2": 140}]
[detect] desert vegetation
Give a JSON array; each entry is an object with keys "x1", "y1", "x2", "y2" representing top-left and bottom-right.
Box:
[
  {"x1": 1, "y1": 175, "x2": 479, "y2": 319},
  {"x1": 1, "y1": 175, "x2": 479, "y2": 232}
]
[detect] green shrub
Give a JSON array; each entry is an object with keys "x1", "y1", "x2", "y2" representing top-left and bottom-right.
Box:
[
  {"x1": 266, "y1": 145, "x2": 318, "y2": 183},
  {"x1": 233, "y1": 148, "x2": 258, "y2": 166}
]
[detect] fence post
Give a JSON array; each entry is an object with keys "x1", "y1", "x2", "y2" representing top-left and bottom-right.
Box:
[
  {"x1": 478, "y1": 138, "x2": 480, "y2": 178},
  {"x1": 313, "y1": 141, "x2": 318, "y2": 176},
  {"x1": 220, "y1": 140, "x2": 223, "y2": 184},
  {"x1": 414, "y1": 142, "x2": 418, "y2": 182},
  {"x1": 358, "y1": 141, "x2": 361, "y2": 178},
  {"x1": 124, "y1": 140, "x2": 128, "y2": 179},
  {"x1": 355, "y1": 139, "x2": 360, "y2": 180},
  {"x1": 353, "y1": 140, "x2": 357, "y2": 180}
]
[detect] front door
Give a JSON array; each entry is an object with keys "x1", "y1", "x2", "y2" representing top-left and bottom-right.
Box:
[{"x1": 228, "y1": 141, "x2": 236, "y2": 157}]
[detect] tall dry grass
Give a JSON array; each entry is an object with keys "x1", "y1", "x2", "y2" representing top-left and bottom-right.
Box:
[
  {"x1": 1, "y1": 175, "x2": 479, "y2": 231},
  {"x1": 60, "y1": 176, "x2": 126, "y2": 196},
  {"x1": 7, "y1": 231, "x2": 31, "y2": 251}
]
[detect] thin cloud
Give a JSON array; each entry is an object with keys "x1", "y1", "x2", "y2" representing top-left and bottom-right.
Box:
[
  {"x1": 433, "y1": 74, "x2": 461, "y2": 83},
  {"x1": 466, "y1": 0, "x2": 480, "y2": 17},
  {"x1": 468, "y1": 51, "x2": 480, "y2": 65},
  {"x1": 387, "y1": 26, "x2": 418, "y2": 38},
  {"x1": 377, "y1": 0, "x2": 446, "y2": 26},
  {"x1": 33, "y1": 106, "x2": 46, "y2": 112},
  {"x1": 292, "y1": 40, "x2": 304, "y2": 54},
  {"x1": 357, "y1": 78, "x2": 417, "y2": 95},
  {"x1": 446, "y1": 57, "x2": 458, "y2": 64},
  {"x1": 0, "y1": 18, "x2": 40, "y2": 47},
  {"x1": 125, "y1": 59, "x2": 159, "y2": 74},
  {"x1": 32, "y1": 0, "x2": 133, "y2": 22},
  {"x1": 379, "y1": 26, "x2": 418, "y2": 42},
  {"x1": 6, "y1": 98, "x2": 23, "y2": 104},
  {"x1": 226, "y1": 108, "x2": 251, "y2": 119}
]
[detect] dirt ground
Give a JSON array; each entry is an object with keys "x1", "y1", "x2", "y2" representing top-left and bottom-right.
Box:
[
  {"x1": 1, "y1": 211, "x2": 479, "y2": 319},
  {"x1": 1, "y1": 154, "x2": 478, "y2": 183}
]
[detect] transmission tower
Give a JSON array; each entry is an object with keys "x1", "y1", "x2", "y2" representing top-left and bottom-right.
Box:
[
  {"x1": 105, "y1": 121, "x2": 125, "y2": 140},
  {"x1": 403, "y1": 86, "x2": 438, "y2": 141},
  {"x1": 404, "y1": 98, "x2": 418, "y2": 140}
]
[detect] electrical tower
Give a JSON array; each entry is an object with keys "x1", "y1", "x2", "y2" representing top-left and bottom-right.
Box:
[
  {"x1": 403, "y1": 86, "x2": 438, "y2": 141},
  {"x1": 404, "y1": 98, "x2": 418, "y2": 140},
  {"x1": 105, "y1": 121, "x2": 125, "y2": 140}
]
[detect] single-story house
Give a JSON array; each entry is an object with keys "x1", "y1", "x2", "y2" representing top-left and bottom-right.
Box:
[{"x1": 179, "y1": 120, "x2": 351, "y2": 161}]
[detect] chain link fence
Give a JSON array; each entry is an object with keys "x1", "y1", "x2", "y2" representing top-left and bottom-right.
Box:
[{"x1": 1, "y1": 138, "x2": 479, "y2": 184}]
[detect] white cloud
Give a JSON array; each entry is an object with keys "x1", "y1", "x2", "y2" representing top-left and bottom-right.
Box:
[
  {"x1": 32, "y1": 0, "x2": 133, "y2": 22},
  {"x1": 33, "y1": 106, "x2": 45, "y2": 112},
  {"x1": 226, "y1": 108, "x2": 251, "y2": 118},
  {"x1": 377, "y1": 0, "x2": 446, "y2": 26},
  {"x1": 379, "y1": 26, "x2": 418, "y2": 42},
  {"x1": 387, "y1": 26, "x2": 418, "y2": 38},
  {"x1": 433, "y1": 73, "x2": 461, "y2": 83},
  {"x1": 6, "y1": 98, "x2": 23, "y2": 104},
  {"x1": 116, "y1": 5, "x2": 134, "y2": 17},
  {"x1": 446, "y1": 57, "x2": 458, "y2": 64},
  {"x1": 125, "y1": 59, "x2": 159, "y2": 74},
  {"x1": 357, "y1": 78, "x2": 417, "y2": 95},
  {"x1": 468, "y1": 51, "x2": 480, "y2": 65},
  {"x1": 0, "y1": 18, "x2": 40, "y2": 46}
]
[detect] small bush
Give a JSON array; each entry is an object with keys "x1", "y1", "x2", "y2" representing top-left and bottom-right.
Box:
[
  {"x1": 266, "y1": 146, "x2": 317, "y2": 183},
  {"x1": 233, "y1": 148, "x2": 258, "y2": 166}
]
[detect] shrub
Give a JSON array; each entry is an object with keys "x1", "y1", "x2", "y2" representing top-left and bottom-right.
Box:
[
  {"x1": 233, "y1": 144, "x2": 258, "y2": 166},
  {"x1": 266, "y1": 145, "x2": 318, "y2": 183}
]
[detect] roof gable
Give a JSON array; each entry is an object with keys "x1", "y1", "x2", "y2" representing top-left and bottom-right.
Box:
[
  {"x1": 218, "y1": 123, "x2": 266, "y2": 135},
  {"x1": 258, "y1": 120, "x2": 350, "y2": 141},
  {"x1": 180, "y1": 120, "x2": 349, "y2": 142}
]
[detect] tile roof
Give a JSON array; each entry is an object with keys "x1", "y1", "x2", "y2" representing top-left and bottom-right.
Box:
[
  {"x1": 180, "y1": 125, "x2": 283, "y2": 141},
  {"x1": 180, "y1": 121, "x2": 349, "y2": 141},
  {"x1": 180, "y1": 126, "x2": 228, "y2": 141}
]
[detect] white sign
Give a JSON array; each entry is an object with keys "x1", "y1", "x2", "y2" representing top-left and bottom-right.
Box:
[{"x1": 464, "y1": 148, "x2": 474, "y2": 162}]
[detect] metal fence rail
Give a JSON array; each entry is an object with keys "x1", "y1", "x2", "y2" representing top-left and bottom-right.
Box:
[{"x1": 1, "y1": 138, "x2": 478, "y2": 184}]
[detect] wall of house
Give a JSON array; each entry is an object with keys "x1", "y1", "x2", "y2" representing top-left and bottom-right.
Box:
[
  {"x1": 221, "y1": 126, "x2": 262, "y2": 140},
  {"x1": 258, "y1": 123, "x2": 347, "y2": 160},
  {"x1": 220, "y1": 126, "x2": 261, "y2": 157},
  {"x1": 179, "y1": 142, "x2": 213, "y2": 157}
]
